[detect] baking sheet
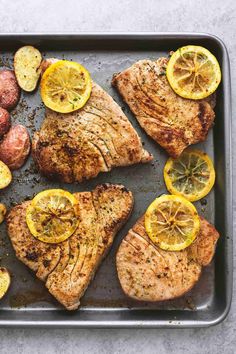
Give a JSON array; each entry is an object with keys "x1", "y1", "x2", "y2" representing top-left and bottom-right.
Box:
[{"x1": 0, "y1": 33, "x2": 232, "y2": 327}]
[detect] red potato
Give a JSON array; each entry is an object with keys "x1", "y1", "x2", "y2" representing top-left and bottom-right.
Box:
[
  {"x1": 0, "y1": 70, "x2": 20, "y2": 110},
  {"x1": 40, "y1": 58, "x2": 58, "y2": 75},
  {"x1": 0, "y1": 125, "x2": 31, "y2": 170},
  {"x1": 0, "y1": 107, "x2": 11, "y2": 136}
]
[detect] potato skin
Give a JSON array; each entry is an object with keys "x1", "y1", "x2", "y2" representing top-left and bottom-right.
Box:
[
  {"x1": 40, "y1": 58, "x2": 58, "y2": 75},
  {"x1": 0, "y1": 125, "x2": 31, "y2": 170},
  {"x1": 0, "y1": 107, "x2": 11, "y2": 136},
  {"x1": 0, "y1": 70, "x2": 20, "y2": 110}
]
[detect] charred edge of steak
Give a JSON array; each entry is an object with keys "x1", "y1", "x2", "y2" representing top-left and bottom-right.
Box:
[
  {"x1": 98, "y1": 183, "x2": 129, "y2": 193},
  {"x1": 198, "y1": 103, "x2": 212, "y2": 136},
  {"x1": 41, "y1": 170, "x2": 66, "y2": 182},
  {"x1": 111, "y1": 73, "x2": 120, "y2": 86}
]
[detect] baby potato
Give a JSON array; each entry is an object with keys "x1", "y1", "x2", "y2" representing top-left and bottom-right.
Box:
[
  {"x1": 0, "y1": 107, "x2": 11, "y2": 137},
  {"x1": 0, "y1": 160, "x2": 12, "y2": 189},
  {"x1": 40, "y1": 58, "x2": 58, "y2": 75},
  {"x1": 0, "y1": 70, "x2": 20, "y2": 110},
  {"x1": 0, "y1": 125, "x2": 31, "y2": 170},
  {"x1": 14, "y1": 46, "x2": 42, "y2": 92},
  {"x1": 0, "y1": 203, "x2": 7, "y2": 224},
  {"x1": 0, "y1": 267, "x2": 11, "y2": 301}
]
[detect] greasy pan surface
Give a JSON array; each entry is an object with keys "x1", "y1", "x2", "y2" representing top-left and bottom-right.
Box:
[{"x1": 0, "y1": 33, "x2": 232, "y2": 327}]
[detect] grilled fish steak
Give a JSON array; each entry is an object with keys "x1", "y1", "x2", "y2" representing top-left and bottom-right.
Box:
[
  {"x1": 116, "y1": 216, "x2": 219, "y2": 302},
  {"x1": 33, "y1": 82, "x2": 152, "y2": 183},
  {"x1": 112, "y1": 58, "x2": 215, "y2": 158},
  {"x1": 7, "y1": 184, "x2": 133, "y2": 310}
]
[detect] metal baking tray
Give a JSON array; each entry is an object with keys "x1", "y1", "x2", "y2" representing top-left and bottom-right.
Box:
[{"x1": 0, "y1": 33, "x2": 232, "y2": 328}]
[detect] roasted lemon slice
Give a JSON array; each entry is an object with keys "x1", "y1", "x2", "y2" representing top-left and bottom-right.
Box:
[
  {"x1": 41, "y1": 60, "x2": 92, "y2": 113},
  {"x1": 164, "y1": 150, "x2": 215, "y2": 202},
  {"x1": 0, "y1": 267, "x2": 11, "y2": 300},
  {"x1": 166, "y1": 45, "x2": 221, "y2": 99},
  {"x1": 145, "y1": 194, "x2": 200, "y2": 251},
  {"x1": 0, "y1": 160, "x2": 12, "y2": 189},
  {"x1": 26, "y1": 189, "x2": 79, "y2": 244}
]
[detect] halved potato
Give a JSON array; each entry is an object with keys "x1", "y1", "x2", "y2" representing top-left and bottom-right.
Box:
[
  {"x1": 0, "y1": 125, "x2": 31, "y2": 170},
  {"x1": 0, "y1": 160, "x2": 12, "y2": 189},
  {"x1": 14, "y1": 46, "x2": 42, "y2": 92},
  {"x1": 0, "y1": 267, "x2": 11, "y2": 300},
  {"x1": 0, "y1": 70, "x2": 20, "y2": 110}
]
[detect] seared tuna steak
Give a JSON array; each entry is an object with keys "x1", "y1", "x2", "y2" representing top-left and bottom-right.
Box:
[
  {"x1": 7, "y1": 184, "x2": 133, "y2": 310},
  {"x1": 112, "y1": 58, "x2": 215, "y2": 158},
  {"x1": 33, "y1": 82, "x2": 152, "y2": 183},
  {"x1": 116, "y1": 216, "x2": 219, "y2": 302}
]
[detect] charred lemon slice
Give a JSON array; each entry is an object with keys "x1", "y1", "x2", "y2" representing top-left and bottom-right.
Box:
[
  {"x1": 26, "y1": 189, "x2": 79, "y2": 244},
  {"x1": 145, "y1": 194, "x2": 200, "y2": 251},
  {"x1": 0, "y1": 267, "x2": 11, "y2": 300},
  {"x1": 166, "y1": 45, "x2": 221, "y2": 99},
  {"x1": 0, "y1": 160, "x2": 12, "y2": 189},
  {"x1": 164, "y1": 150, "x2": 215, "y2": 202},
  {"x1": 41, "y1": 60, "x2": 92, "y2": 113}
]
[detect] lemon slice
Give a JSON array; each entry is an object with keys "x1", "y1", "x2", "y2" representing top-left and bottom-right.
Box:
[
  {"x1": 26, "y1": 189, "x2": 79, "y2": 244},
  {"x1": 164, "y1": 150, "x2": 215, "y2": 202},
  {"x1": 0, "y1": 267, "x2": 11, "y2": 300},
  {"x1": 145, "y1": 194, "x2": 200, "y2": 251},
  {"x1": 0, "y1": 203, "x2": 7, "y2": 225},
  {"x1": 0, "y1": 160, "x2": 12, "y2": 189},
  {"x1": 41, "y1": 60, "x2": 92, "y2": 113},
  {"x1": 166, "y1": 45, "x2": 221, "y2": 99}
]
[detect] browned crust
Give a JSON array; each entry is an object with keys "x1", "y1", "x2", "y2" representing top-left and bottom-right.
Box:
[
  {"x1": 116, "y1": 216, "x2": 219, "y2": 302},
  {"x1": 32, "y1": 81, "x2": 152, "y2": 183},
  {"x1": 7, "y1": 184, "x2": 133, "y2": 310},
  {"x1": 112, "y1": 58, "x2": 215, "y2": 158}
]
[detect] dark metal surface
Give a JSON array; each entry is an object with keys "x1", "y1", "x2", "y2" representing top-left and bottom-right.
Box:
[{"x1": 0, "y1": 33, "x2": 232, "y2": 327}]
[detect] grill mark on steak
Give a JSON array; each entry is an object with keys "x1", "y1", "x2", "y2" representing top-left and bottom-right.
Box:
[
  {"x1": 128, "y1": 79, "x2": 168, "y2": 123},
  {"x1": 70, "y1": 194, "x2": 99, "y2": 283},
  {"x1": 124, "y1": 84, "x2": 173, "y2": 130},
  {"x1": 85, "y1": 138, "x2": 110, "y2": 170},
  {"x1": 88, "y1": 100, "x2": 128, "y2": 123},
  {"x1": 83, "y1": 107, "x2": 122, "y2": 135},
  {"x1": 123, "y1": 239, "x2": 140, "y2": 252},
  {"x1": 91, "y1": 191, "x2": 111, "y2": 253},
  {"x1": 135, "y1": 73, "x2": 167, "y2": 115},
  {"x1": 79, "y1": 114, "x2": 124, "y2": 159},
  {"x1": 79, "y1": 125, "x2": 114, "y2": 168},
  {"x1": 78, "y1": 106, "x2": 122, "y2": 156},
  {"x1": 46, "y1": 242, "x2": 70, "y2": 289},
  {"x1": 136, "y1": 61, "x2": 170, "y2": 114}
]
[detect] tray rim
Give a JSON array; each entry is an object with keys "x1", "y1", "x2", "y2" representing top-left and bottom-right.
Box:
[{"x1": 0, "y1": 31, "x2": 233, "y2": 328}]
